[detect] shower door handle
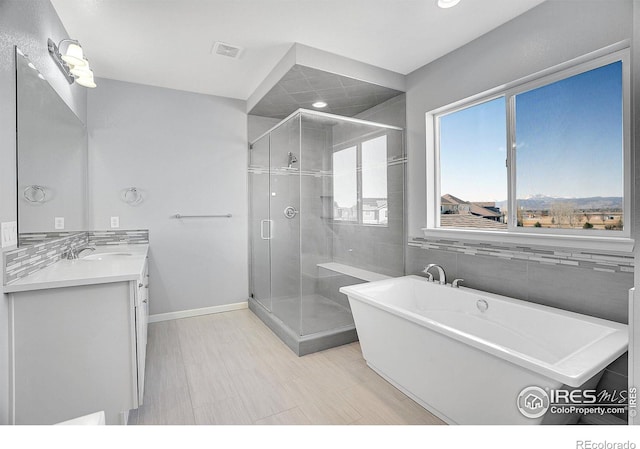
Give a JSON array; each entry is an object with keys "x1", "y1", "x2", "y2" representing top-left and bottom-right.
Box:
[{"x1": 260, "y1": 219, "x2": 272, "y2": 240}]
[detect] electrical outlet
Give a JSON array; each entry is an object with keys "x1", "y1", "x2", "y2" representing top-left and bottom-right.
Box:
[
  {"x1": 110, "y1": 216, "x2": 120, "y2": 228},
  {"x1": 54, "y1": 217, "x2": 64, "y2": 230},
  {"x1": 1, "y1": 221, "x2": 17, "y2": 248}
]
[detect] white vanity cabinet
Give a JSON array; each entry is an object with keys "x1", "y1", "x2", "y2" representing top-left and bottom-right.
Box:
[
  {"x1": 7, "y1": 256, "x2": 149, "y2": 425},
  {"x1": 135, "y1": 261, "x2": 150, "y2": 405}
]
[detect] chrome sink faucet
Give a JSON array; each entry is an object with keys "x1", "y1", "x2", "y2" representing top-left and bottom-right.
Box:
[
  {"x1": 65, "y1": 248, "x2": 79, "y2": 260},
  {"x1": 423, "y1": 264, "x2": 446, "y2": 285},
  {"x1": 65, "y1": 246, "x2": 96, "y2": 260}
]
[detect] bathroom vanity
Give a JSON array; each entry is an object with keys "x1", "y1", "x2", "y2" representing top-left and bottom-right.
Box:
[{"x1": 4, "y1": 245, "x2": 149, "y2": 425}]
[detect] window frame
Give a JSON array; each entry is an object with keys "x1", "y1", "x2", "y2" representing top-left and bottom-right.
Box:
[
  {"x1": 332, "y1": 130, "x2": 389, "y2": 227},
  {"x1": 331, "y1": 144, "x2": 359, "y2": 223},
  {"x1": 424, "y1": 45, "x2": 633, "y2": 252}
]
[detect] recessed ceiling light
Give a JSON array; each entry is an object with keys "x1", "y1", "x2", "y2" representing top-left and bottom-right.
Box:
[
  {"x1": 437, "y1": 0, "x2": 461, "y2": 8},
  {"x1": 312, "y1": 101, "x2": 327, "y2": 108}
]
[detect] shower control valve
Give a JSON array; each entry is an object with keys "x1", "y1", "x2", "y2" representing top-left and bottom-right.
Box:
[{"x1": 283, "y1": 206, "x2": 298, "y2": 219}]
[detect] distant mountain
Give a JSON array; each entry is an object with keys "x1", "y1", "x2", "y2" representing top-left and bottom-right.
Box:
[{"x1": 494, "y1": 196, "x2": 623, "y2": 211}]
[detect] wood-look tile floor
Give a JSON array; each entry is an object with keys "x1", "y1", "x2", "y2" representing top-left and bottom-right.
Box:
[{"x1": 128, "y1": 309, "x2": 445, "y2": 425}]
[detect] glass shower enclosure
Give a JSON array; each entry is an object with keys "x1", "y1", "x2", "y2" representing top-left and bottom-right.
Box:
[{"x1": 249, "y1": 109, "x2": 404, "y2": 355}]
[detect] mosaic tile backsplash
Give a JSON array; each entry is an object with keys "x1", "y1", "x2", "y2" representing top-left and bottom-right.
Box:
[
  {"x1": 4, "y1": 232, "x2": 88, "y2": 285},
  {"x1": 18, "y1": 232, "x2": 85, "y2": 246},
  {"x1": 409, "y1": 237, "x2": 634, "y2": 272},
  {"x1": 3, "y1": 229, "x2": 149, "y2": 286}
]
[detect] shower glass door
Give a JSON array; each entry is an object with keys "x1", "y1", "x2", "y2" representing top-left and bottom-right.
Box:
[
  {"x1": 249, "y1": 134, "x2": 271, "y2": 311},
  {"x1": 269, "y1": 115, "x2": 302, "y2": 335},
  {"x1": 249, "y1": 109, "x2": 405, "y2": 348}
]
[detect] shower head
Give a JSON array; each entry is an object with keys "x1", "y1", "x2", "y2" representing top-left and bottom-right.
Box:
[{"x1": 287, "y1": 152, "x2": 298, "y2": 168}]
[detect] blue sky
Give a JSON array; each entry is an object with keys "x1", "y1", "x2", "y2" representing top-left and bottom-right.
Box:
[{"x1": 439, "y1": 61, "x2": 623, "y2": 203}]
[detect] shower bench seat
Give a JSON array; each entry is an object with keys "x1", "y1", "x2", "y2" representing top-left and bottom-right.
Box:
[{"x1": 317, "y1": 262, "x2": 392, "y2": 282}]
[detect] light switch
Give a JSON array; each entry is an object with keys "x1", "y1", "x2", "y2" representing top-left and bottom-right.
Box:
[
  {"x1": 54, "y1": 217, "x2": 64, "y2": 230},
  {"x1": 110, "y1": 216, "x2": 120, "y2": 228},
  {"x1": 1, "y1": 221, "x2": 17, "y2": 248}
]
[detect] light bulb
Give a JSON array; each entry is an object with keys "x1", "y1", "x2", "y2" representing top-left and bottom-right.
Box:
[
  {"x1": 75, "y1": 69, "x2": 96, "y2": 88},
  {"x1": 61, "y1": 43, "x2": 87, "y2": 67},
  {"x1": 70, "y1": 64, "x2": 91, "y2": 78}
]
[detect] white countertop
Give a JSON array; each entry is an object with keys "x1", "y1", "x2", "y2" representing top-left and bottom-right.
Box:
[{"x1": 3, "y1": 244, "x2": 149, "y2": 293}]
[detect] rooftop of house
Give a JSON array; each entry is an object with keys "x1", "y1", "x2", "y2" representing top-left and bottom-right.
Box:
[
  {"x1": 363, "y1": 198, "x2": 388, "y2": 210},
  {"x1": 442, "y1": 194, "x2": 503, "y2": 219},
  {"x1": 440, "y1": 214, "x2": 508, "y2": 229},
  {"x1": 441, "y1": 193, "x2": 468, "y2": 206},
  {"x1": 469, "y1": 203, "x2": 502, "y2": 219}
]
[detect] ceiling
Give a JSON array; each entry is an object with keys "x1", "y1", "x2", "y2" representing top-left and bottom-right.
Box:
[
  {"x1": 249, "y1": 65, "x2": 403, "y2": 119},
  {"x1": 51, "y1": 0, "x2": 546, "y2": 100}
]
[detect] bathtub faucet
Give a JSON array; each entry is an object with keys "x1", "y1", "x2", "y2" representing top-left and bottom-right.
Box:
[{"x1": 423, "y1": 264, "x2": 446, "y2": 285}]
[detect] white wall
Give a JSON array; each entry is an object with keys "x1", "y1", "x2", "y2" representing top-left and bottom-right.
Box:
[
  {"x1": 88, "y1": 78, "x2": 248, "y2": 316},
  {"x1": 406, "y1": 0, "x2": 633, "y2": 237},
  {"x1": 0, "y1": 0, "x2": 87, "y2": 425}
]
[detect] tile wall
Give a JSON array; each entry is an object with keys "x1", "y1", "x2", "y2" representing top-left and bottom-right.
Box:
[
  {"x1": 3, "y1": 230, "x2": 149, "y2": 285},
  {"x1": 3, "y1": 232, "x2": 87, "y2": 285},
  {"x1": 407, "y1": 237, "x2": 633, "y2": 324}
]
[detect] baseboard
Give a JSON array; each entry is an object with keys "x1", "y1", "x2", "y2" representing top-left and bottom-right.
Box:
[{"x1": 148, "y1": 301, "x2": 248, "y2": 323}]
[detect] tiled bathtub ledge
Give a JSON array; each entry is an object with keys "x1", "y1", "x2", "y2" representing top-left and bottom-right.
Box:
[{"x1": 409, "y1": 237, "x2": 634, "y2": 273}]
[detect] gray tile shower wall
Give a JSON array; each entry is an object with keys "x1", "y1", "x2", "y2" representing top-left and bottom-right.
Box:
[
  {"x1": 330, "y1": 96, "x2": 407, "y2": 278},
  {"x1": 88, "y1": 230, "x2": 149, "y2": 246},
  {"x1": 316, "y1": 268, "x2": 366, "y2": 310},
  {"x1": 3, "y1": 232, "x2": 88, "y2": 285}
]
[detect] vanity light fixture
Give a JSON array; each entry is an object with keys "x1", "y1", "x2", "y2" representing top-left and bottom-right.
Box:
[
  {"x1": 437, "y1": 0, "x2": 461, "y2": 8},
  {"x1": 47, "y1": 38, "x2": 97, "y2": 88},
  {"x1": 312, "y1": 101, "x2": 328, "y2": 108}
]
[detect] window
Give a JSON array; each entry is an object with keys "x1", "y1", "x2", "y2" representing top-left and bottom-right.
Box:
[
  {"x1": 514, "y1": 62, "x2": 623, "y2": 232},
  {"x1": 428, "y1": 48, "x2": 629, "y2": 245},
  {"x1": 333, "y1": 146, "x2": 358, "y2": 222},
  {"x1": 362, "y1": 136, "x2": 388, "y2": 225},
  {"x1": 333, "y1": 135, "x2": 388, "y2": 225},
  {"x1": 439, "y1": 97, "x2": 507, "y2": 230}
]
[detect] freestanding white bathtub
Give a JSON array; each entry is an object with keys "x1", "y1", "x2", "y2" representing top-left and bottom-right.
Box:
[{"x1": 340, "y1": 276, "x2": 628, "y2": 425}]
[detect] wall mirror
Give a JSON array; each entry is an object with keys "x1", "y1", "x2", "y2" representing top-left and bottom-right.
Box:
[{"x1": 15, "y1": 47, "x2": 88, "y2": 245}]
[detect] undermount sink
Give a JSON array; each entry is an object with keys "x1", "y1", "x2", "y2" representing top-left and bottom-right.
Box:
[{"x1": 81, "y1": 252, "x2": 134, "y2": 260}]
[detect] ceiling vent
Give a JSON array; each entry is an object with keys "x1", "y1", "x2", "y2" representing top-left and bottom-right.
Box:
[{"x1": 212, "y1": 42, "x2": 243, "y2": 59}]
